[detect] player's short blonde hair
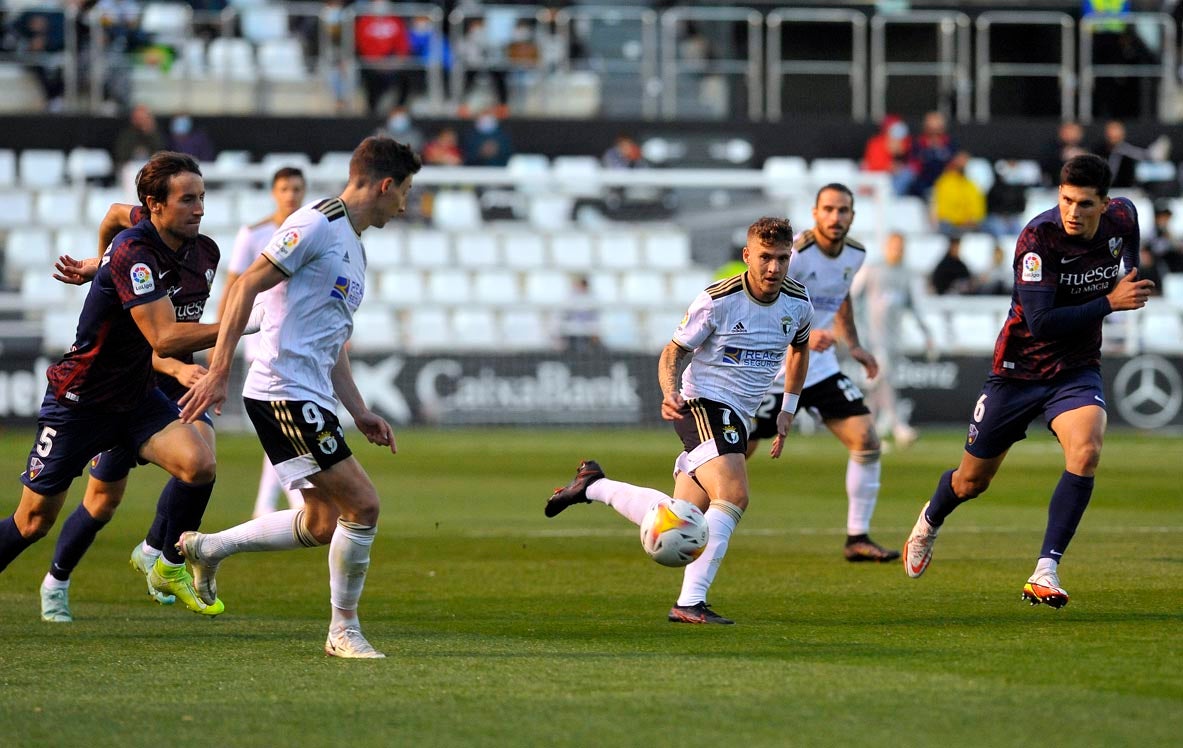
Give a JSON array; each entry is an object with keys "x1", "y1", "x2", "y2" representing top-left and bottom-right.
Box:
[{"x1": 747, "y1": 216, "x2": 794, "y2": 248}]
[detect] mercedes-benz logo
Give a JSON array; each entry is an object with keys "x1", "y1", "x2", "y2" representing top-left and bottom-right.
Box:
[{"x1": 1114, "y1": 355, "x2": 1183, "y2": 429}]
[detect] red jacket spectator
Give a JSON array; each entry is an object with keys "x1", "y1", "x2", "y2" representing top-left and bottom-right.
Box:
[
  {"x1": 862, "y1": 115, "x2": 911, "y2": 173},
  {"x1": 355, "y1": 13, "x2": 409, "y2": 60}
]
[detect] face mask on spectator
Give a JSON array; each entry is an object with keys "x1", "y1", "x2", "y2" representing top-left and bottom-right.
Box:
[
  {"x1": 171, "y1": 116, "x2": 192, "y2": 136},
  {"x1": 476, "y1": 116, "x2": 496, "y2": 133},
  {"x1": 388, "y1": 114, "x2": 409, "y2": 132}
]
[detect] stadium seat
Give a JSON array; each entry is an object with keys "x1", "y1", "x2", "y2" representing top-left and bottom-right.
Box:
[
  {"x1": 432, "y1": 190, "x2": 482, "y2": 231},
  {"x1": 241, "y1": 4, "x2": 289, "y2": 43},
  {"x1": 949, "y1": 311, "x2": 1002, "y2": 352},
  {"x1": 524, "y1": 269, "x2": 570, "y2": 306},
  {"x1": 3, "y1": 226, "x2": 54, "y2": 283},
  {"x1": 454, "y1": 232, "x2": 499, "y2": 267},
  {"x1": 201, "y1": 150, "x2": 252, "y2": 184},
  {"x1": 1140, "y1": 307, "x2": 1183, "y2": 351},
  {"x1": 65, "y1": 148, "x2": 114, "y2": 185},
  {"x1": 18, "y1": 149, "x2": 66, "y2": 189},
  {"x1": 551, "y1": 156, "x2": 602, "y2": 198},
  {"x1": 21, "y1": 268, "x2": 75, "y2": 306},
  {"x1": 506, "y1": 153, "x2": 550, "y2": 194},
  {"x1": 42, "y1": 308, "x2": 81, "y2": 353},
  {"x1": 200, "y1": 191, "x2": 237, "y2": 231},
  {"x1": 257, "y1": 39, "x2": 308, "y2": 81},
  {"x1": 528, "y1": 194, "x2": 573, "y2": 230},
  {"x1": 669, "y1": 268, "x2": 712, "y2": 302},
  {"x1": 586, "y1": 271, "x2": 620, "y2": 304},
  {"x1": 499, "y1": 308, "x2": 552, "y2": 349},
  {"x1": 1022, "y1": 189, "x2": 1058, "y2": 225},
  {"x1": 904, "y1": 233, "x2": 948, "y2": 273},
  {"x1": 425, "y1": 268, "x2": 473, "y2": 304},
  {"x1": 0, "y1": 189, "x2": 34, "y2": 227},
  {"x1": 54, "y1": 226, "x2": 95, "y2": 258},
  {"x1": 958, "y1": 232, "x2": 997, "y2": 275},
  {"x1": 549, "y1": 231, "x2": 594, "y2": 270},
  {"x1": 762, "y1": 156, "x2": 808, "y2": 199},
  {"x1": 85, "y1": 187, "x2": 132, "y2": 225},
  {"x1": 500, "y1": 232, "x2": 546, "y2": 268},
  {"x1": 808, "y1": 158, "x2": 859, "y2": 188},
  {"x1": 401, "y1": 308, "x2": 450, "y2": 350},
  {"x1": 965, "y1": 157, "x2": 995, "y2": 193},
  {"x1": 641, "y1": 308, "x2": 684, "y2": 350},
  {"x1": 472, "y1": 269, "x2": 520, "y2": 305},
  {"x1": 599, "y1": 308, "x2": 641, "y2": 349},
  {"x1": 349, "y1": 308, "x2": 399, "y2": 352},
  {"x1": 207, "y1": 38, "x2": 257, "y2": 81},
  {"x1": 364, "y1": 228, "x2": 404, "y2": 271},
  {"x1": 405, "y1": 229, "x2": 451, "y2": 267},
  {"x1": 140, "y1": 2, "x2": 193, "y2": 41},
  {"x1": 451, "y1": 308, "x2": 499, "y2": 348},
  {"x1": 596, "y1": 231, "x2": 642, "y2": 269},
  {"x1": 642, "y1": 230, "x2": 692, "y2": 269},
  {"x1": 33, "y1": 188, "x2": 84, "y2": 228},
  {"x1": 308, "y1": 151, "x2": 354, "y2": 190},
  {"x1": 886, "y1": 195, "x2": 932, "y2": 235},
  {"x1": 260, "y1": 152, "x2": 313, "y2": 178},
  {"x1": 1161, "y1": 273, "x2": 1183, "y2": 303},
  {"x1": 619, "y1": 270, "x2": 667, "y2": 308},
  {"x1": 233, "y1": 188, "x2": 274, "y2": 225},
  {"x1": 0, "y1": 149, "x2": 15, "y2": 187},
  {"x1": 377, "y1": 268, "x2": 424, "y2": 307}
]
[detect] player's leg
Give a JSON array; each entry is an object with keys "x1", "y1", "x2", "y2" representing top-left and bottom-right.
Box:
[
  {"x1": 823, "y1": 412, "x2": 899, "y2": 562},
  {"x1": 252, "y1": 457, "x2": 284, "y2": 518},
  {"x1": 1, "y1": 487, "x2": 68, "y2": 573}
]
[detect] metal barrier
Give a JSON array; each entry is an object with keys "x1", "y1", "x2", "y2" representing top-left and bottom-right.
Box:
[
  {"x1": 870, "y1": 10, "x2": 971, "y2": 123},
  {"x1": 447, "y1": 4, "x2": 556, "y2": 112},
  {"x1": 554, "y1": 5, "x2": 659, "y2": 120},
  {"x1": 766, "y1": 8, "x2": 867, "y2": 122},
  {"x1": 660, "y1": 6, "x2": 763, "y2": 121},
  {"x1": 346, "y1": 3, "x2": 447, "y2": 114},
  {"x1": 975, "y1": 12, "x2": 1075, "y2": 123},
  {"x1": 1079, "y1": 12, "x2": 1177, "y2": 124}
]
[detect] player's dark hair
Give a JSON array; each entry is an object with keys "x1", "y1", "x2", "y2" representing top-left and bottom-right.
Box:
[
  {"x1": 816, "y1": 182, "x2": 855, "y2": 208},
  {"x1": 135, "y1": 151, "x2": 202, "y2": 207},
  {"x1": 747, "y1": 216, "x2": 794, "y2": 247},
  {"x1": 271, "y1": 166, "x2": 305, "y2": 186},
  {"x1": 350, "y1": 135, "x2": 422, "y2": 186},
  {"x1": 1060, "y1": 154, "x2": 1112, "y2": 196}
]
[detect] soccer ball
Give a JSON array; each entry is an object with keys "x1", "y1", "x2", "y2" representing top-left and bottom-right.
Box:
[{"x1": 639, "y1": 499, "x2": 709, "y2": 567}]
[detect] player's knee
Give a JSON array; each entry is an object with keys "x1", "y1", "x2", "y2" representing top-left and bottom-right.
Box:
[
  {"x1": 19, "y1": 511, "x2": 57, "y2": 541},
  {"x1": 175, "y1": 454, "x2": 216, "y2": 485},
  {"x1": 954, "y1": 473, "x2": 990, "y2": 499},
  {"x1": 1069, "y1": 442, "x2": 1103, "y2": 474}
]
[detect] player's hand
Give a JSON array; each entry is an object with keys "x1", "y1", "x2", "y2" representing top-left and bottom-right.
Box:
[
  {"x1": 769, "y1": 411, "x2": 794, "y2": 459},
  {"x1": 173, "y1": 363, "x2": 208, "y2": 389},
  {"x1": 1107, "y1": 268, "x2": 1155, "y2": 311},
  {"x1": 52, "y1": 255, "x2": 99, "y2": 285},
  {"x1": 850, "y1": 345, "x2": 879, "y2": 380},
  {"x1": 178, "y1": 368, "x2": 228, "y2": 422},
  {"x1": 809, "y1": 329, "x2": 835, "y2": 352},
  {"x1": 661, "y1": 391, "x2": 686, "y2": 421},
  {"x1": 355, "y1": 409, "x2": 397, "y2": 454}
]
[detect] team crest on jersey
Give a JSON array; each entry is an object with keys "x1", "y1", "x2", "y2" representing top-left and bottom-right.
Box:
[
  {"x1": 1109, "y1": 237, "x2": 1122, "y2": 257},
  {"x1": 722, "y1": 424, "x2": 740, "y2": 444},
  {"x1": 781, "y1": 316, "x2": 794, "y2": 334},
  {"x1": 316, "y1": 429, "x2": 339, "y2": 455},
  {"x1": 205, "y1": 268, "x2": 215, "y2": 288},
  {"x1": 843, "y1": 267, "x2": 853, "y2": 282},
  {"x1": 130, "y1": 263, "x2": 155, "y2": 295},
  {"x1": 1020, "y1": 252, "x2": 1042, "y2": 282},
  {"x1": 90, "y1": 454, "x2": 101, "y2": 469},
  {"x1": 966, "y1": 424, "x2": 979, "y2": 445},
  {"x1": 26, "y1": 457, "x2": 44, "y2": 480}
]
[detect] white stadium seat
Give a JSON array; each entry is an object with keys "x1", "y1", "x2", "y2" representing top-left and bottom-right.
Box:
[
  {"x1": 405, "y1": 229, "x2": 451, "y2": 267},
  {"x1": 886, "y1": 195, "x2": 932, "y2": 235},
  {"x1": 85, "y1": 187, "x2": 133, "y2": 225},
  {"x1": 364, "y1": 229, "x2": 404, "y2": 271},
  {"x1": 3, "y1": 226, "x2": 54, "y2": 282},
  {"x1": 642, "y1": 230, "x2": 691, "y2": 269},
  {"x1": 551, "y1": 156, "x2": 601, "y2": 198},
  {"x1": 958, "y1": 232, "x2": 997, "y2": 275},
  {"x1": 425, "y1": 268, "x2": 472, "y2": 305},
  {"x1": 349, "y1": 308, "x2": 399, "y2": 352},
  {"x1": 762, "y1": 156, "x2": 808, "y2": 199},
  {"x1": 42, "y1": 308, "x2": 81, "y2": 353},
  {"x1": 233, "y1": 188, "x2": 275, "y2": 226},
  {"x1": 599, "y1": 308, "x2": 640, "y2": 349},
  {"x1": 451, "y1": 308, "x2": 499, "y2": 348},
  {"x1": 596, "y1": 231, "x2": 642, "y2": 269},
  {"x1": 200, "y1": 190, "x2": 237, "y2": 231},
  {"x1": 401, "y1": 308, "x2": 450, "y2": 350},
  {"x1": 0, "y1": 149, "x2": 16, "y2": 187},
  {"x1": 432, "y1": 190, "x2": 482, "y2": 231},
  {"x1": 18, "y1": 149, "x2": 66, "y2": 189},
  {"x1": 377, "y1": 268, "x2": 424, "y2": 307},
  {"x1": 34, "y1": 188, "x2": 84, "y2": 227},
  {"x1": 66, "y1": 148, "x2": 114, "y2": 184},
  {"x1": 1140, "y1": 308, "x2": 1183, "y2": 351},
  {"x1": 641, "y1": 309, "x2": 684, "y2": 350},
  {"x1": 54, "y1": 226, "x2": 95, "y2": 258},
  {"x1": 499, "y1": 308, "x2": 551, "y2": 349},
  {"x1": 500, "y1": 232, "x2": 546, "y2": 268},
  {"x1": 619, "y1": 270, "x2": 667, "y2": 308},
  {"x1": 259, "y1": 151, "x2": 313, "y2": 178},
  {"x1": 506, "y1": 153, "x2": 550, "y2": 194},
  {"x1": 808, "y1": 157, "x2": 859, "y2": 188},
  {"x1": 903, "y1": 233, "x2": 948, "y2": 273},
  {"x1": 454, "y1": 232, "x2": 499, "y2": 267},
  {"x1": 528, "y1": 194, "x2": 573, "y2": 230},
  {"x1": 669, "y1": 268, "x2": 712, "y2": 302},
  {"x1": 208, "y1": 38, "x2": 257, "y2": 81},
  {"x1": 140, "y1": 2, "x2": 193, "y2": 40},
  {"x1": 472, "y1": 269, "x2": 519, "y2": 305},
  {"x1": 524, "y1": 269, "x2": 570, "y2": 306},
  {"x1": 586, "y1": 271, "x2": 620, "y2": 304},
  {"x1": 0, "y1": 189, "x2": 34, "y2": 227},
  {"x1": 548, "y1": 231, "x2": 594, "y2": 270}
]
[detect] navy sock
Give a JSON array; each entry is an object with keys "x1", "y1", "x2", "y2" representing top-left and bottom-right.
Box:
[
  {"x1": 49, "y1": 504, "x2": 109, "y2": 581},
  {"x1": 0, "y1": 515, "x2": 36, "y2": 573},
  {"x1": 924, "y1": 469, "x2": 968, "y2": 527},
  {"x1": 160, "y1": 478, "x2": 215, "y2": 564},
  {"x1": 1040, "y1": 471, "x2": 1094, "y2": 560},
  {"x1": 143, "y1": 495, "x2": 167, "y2": 551}
]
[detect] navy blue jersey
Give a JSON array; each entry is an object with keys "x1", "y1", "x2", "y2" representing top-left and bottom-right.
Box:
[
  {"x1": 992, "y1": 197, "x2": 1139, "y2": 379},
  {"x1": 45, "y1": 211, "x2": 219, "y2": 411}
]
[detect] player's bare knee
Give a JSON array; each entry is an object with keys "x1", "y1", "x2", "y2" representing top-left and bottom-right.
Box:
[
  {"x1": 175, "y1": 453, "x2": 216, "y2": 484},
  {"x1": 1069, "y1": 442, "x2": 1103, "y2": 474},
  {"x1": 19, "y1": 511, "x2": 57, "y2": 540},
  {"x1": 953, "y1": 472, "x2": 990, "y2": 499}
]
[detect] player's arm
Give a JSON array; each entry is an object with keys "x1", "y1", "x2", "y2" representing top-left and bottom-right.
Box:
[
  {"x1": 658, "y1": 341, "x2": 691, "y2": 421},
  {"x1": 152, "y1": 352, "x2": 207, "y2": 389},
  {"x1": 178, "y1": 254, "x2": 286, "y2": 422},
  {"x1": 53, "y1": 202, "x2": 140, "y2": 285},
  {"x1": 331, "y1": 346, "x2": 396, "y2": 453},
  {"x1": 833, "y1": 293, "x2": 879, "y2": 379},
  {"x1": 130, "y1": 298, "x2": 220, "y2": 360},
  {"x1": 770, "y1": 338, "x2": 810, "y2": 459}
]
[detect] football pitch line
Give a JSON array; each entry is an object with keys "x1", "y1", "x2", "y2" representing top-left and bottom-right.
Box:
[{"x1": 458, "y1": 525, "x2": 1183, "y2": 538}]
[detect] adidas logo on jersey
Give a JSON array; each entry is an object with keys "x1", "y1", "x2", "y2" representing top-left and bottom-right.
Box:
[{"x1": 731, "y1": 322, "x2": 747, "y2": 333}]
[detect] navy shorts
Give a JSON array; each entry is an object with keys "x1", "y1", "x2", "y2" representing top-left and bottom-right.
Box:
[
  {"x1": 20, "y1": 387, "x2": 182, "y2": 496},
  {"x1": 964, "y1": 368, "x2": 1106, "y2": 459},
  {"x1": 88, "y1": 394, "x2": 212, "y2": 482}
]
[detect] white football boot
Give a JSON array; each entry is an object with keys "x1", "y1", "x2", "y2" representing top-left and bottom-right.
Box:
[
  {"x1": 903, "y1": 502, "x2": 940, "y2": 578},
  {"x1": 325, "y1": 626, "x2": 386, "y2": 659}
]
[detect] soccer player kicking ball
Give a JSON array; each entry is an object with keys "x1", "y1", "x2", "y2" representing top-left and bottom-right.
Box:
[
  {"x1": 178, "y1": 137, "x2": 421, "y2": 658},
  {"x1": 903, "y1": 154, "x2": 1155, "y2": 607},
  {"x1": 545, "y1": 217, "x2": 813, "y2": 624}
]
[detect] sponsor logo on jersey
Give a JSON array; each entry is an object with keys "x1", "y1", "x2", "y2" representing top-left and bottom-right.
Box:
[
  {"x1": 331, "y1": 275, "x2": 349, "y2": 300},
  {"x1": 27, "y1": 456, "x2": 44, "y2": 480},
  {"x1": 1020, "y1": 252, "x2": 1041, "y2": 282},
  {"x1": 721, "y1": 346, "x2": 781, "y2": 368},
  {"x1": 1060, "y1": 263, "x2": 1120, "y2": 294},
  {"x1": 317, "y1": 429, "x2": 338, "y2": 455},
  {"x1": 329, "y1": 275, "x2": 364, "y2": 308},
  {"x1": 1109, "y1": 237, "x2": 1122, "y2": 257},
  {"x1": 966, "y1": 423, "x2": 979, "y2": 445},
  {"x1": 130, "y1": 263, "x2": 155, "y2": 295}
]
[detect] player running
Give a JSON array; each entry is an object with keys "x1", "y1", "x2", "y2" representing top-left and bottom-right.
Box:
[
  {"x1": 903, "y1": 154, "x2": 1154, "y2": 607},
  {"x1": 544, "y1": 217, "x2": 813, "y2": 624}
]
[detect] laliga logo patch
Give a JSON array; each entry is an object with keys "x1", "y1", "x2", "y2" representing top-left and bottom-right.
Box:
[
  {"x1": 27, "y1": 457, "x2": 44, "y2": 480},
  {"x1": 130, "y1": 263, "x2": 155, "y2": 295},
  {"x1": 1020, "y1": 252, "x2": 1042, "y2": 282},
  {"x1": 1109, "y1": 237, "x2": 1122, "y2": 257},
  {"x1": 269, "y1": 229, "x2": 301, "y2": 259},
  {"x1": 316, "y1": 429, "x2": 338, "y2": 455},
  {"x1": 967, "y1": 424, "x2": 979, "y2": 445}
]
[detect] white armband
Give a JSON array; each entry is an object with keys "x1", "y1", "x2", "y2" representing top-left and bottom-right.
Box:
[{"x1": 781, "y1": 393, "x2": 800, "y2": 415}]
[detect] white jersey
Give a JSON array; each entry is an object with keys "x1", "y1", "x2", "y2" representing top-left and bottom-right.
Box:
[
  {"x1": 243, "y1": 197, "x2": 366, "y2": 411},
  {"x1": 674, "y1": 273, "x2": 813, "y2": 421},
  {"x1": 783, "y1": 230, "x2": 866, "y2": 389},
  {"x1": 227, "y1": 216, "x2": 281, "y2": 361}
]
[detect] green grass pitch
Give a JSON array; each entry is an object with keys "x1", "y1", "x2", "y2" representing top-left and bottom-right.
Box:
[{"x1": 0, "y1": 427, "x2": 1180, "y2": 747}]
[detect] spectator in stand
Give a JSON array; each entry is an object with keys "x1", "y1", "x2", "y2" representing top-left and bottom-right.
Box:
[
  {"x1": 557, "y1": 274, "x2": 601, "y2": 353},
  {"x1": 377, "y1": 106, "x2": 423, "y2": 155},
  {"x1": 931, "y1": 151, "x2": 986, "y2": 237},
  {"x1": 1040, "y1": 120, "x2": 1088, "y2": 186},
  {"x1": 166, "y1": 113, "x2": 215, "y2": 162},
  {"x1": 984, "y1": 159, "x2": 1031, "y2": 237},
  {"x1": 113, "y1": 103, "x2": 166, "y2": 175},
  {"x1": 930, "y1": 235, "x2": 975, "y2": 295},
  {"x1": 458, "y1": 17, "x2": 509, "y2": 115},
  {"x1": 602, "y1": 135, "x2": 646, "y2": 170},
  {"x1": 354, "y1": 1, "x2": 410, "y2": 114},
  {"x1": 1139, "y1": 245, "x2": 1165, "y2": 295},
  {"x1": 862, "y1": 115, "x2": 913, "y2": 196},
  {"x1": 907, "y1": 110, "x2": 957, "y2": 198},
  {"x1": 462, "y1": 110, "x2": 514, "y2": 167},
  {"x1": 407, "y1": 14, "x2": 451, "y2": 103},
  {"x1": 977, "y1": 243, "x2": 1014, "y2": 296},
  {"x1": 1149, "y1": 202, "x2": 1183, "y2": 273},
  {"x1": 1093, "y1": 119, "x2": 1170, "y2": 189},
  {"x1": 422, "y1": 127, "x2": 464, "y2": 166},
  {"x1": 11, "y1": 9, "x2": 66, "y2": 112}
]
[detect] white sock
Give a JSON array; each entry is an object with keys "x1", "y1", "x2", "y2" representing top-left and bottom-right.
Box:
[
  {"x1": 676, "y1": 501, "x2": 743, "y2": 607},
  {"x1": 140, "y1": 541, "x2": 161, "y2": 557},
  {"x1": 329, "y1": 519, "x2": 376, "y2": 629},
  {"x1": 42, "y1": 572, "x2": 69, "y2": 590},
  {"x1": 199, "y1": 509, "x2": 310, "y2": 560},
  {"x1": 846, "y1": 451, "x2": 881, "y2": 536},
  {"x1": 253, "y1": 458, "x2": 283, "y2": 517},
  {"x1": 585, "y1": 478, "x2": 670, "y2": 526}
]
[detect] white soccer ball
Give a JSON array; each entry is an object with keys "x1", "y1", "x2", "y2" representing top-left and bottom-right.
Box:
[{"x1": 639, "y1": 499, "x2": 709, "y2": 567}]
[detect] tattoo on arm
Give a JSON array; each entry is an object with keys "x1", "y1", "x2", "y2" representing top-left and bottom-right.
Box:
[{"x1": 658, "y1": 344, "x2": 689, "y2": 397}]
